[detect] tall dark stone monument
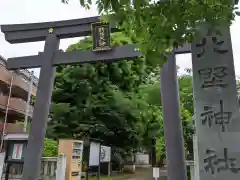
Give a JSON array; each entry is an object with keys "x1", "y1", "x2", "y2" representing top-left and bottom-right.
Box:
[{"x1": 192, "y1": 24, "x2": 240, "y2": 180}]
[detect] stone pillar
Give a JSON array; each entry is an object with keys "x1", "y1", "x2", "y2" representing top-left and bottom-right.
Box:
[
  {"x1": 193, "y1": 135, "x2": 200, "y2": 180},
  {"x1": 192, "y1": 24, "x2": 240, "y2": 180},
  {"x1": 189, "y1": 163, "x2": 195, "y2": 180},
  {"x1": 56, "y1": 154, "x2": 67, "y2": 180}
]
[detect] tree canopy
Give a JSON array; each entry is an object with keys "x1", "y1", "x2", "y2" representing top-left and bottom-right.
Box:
[
  {"x1": 138, "y1": 73, "x2": 194, "y2": 160},
  {"x1": 62, "y1": 0, "x2": 239, "y2": 66},
  {"x1": 45, "y1": 33, "x2": 195, "y2": 163},
  {"x1": 46, "y1": 33, "x2": 162, "y2": 153}
]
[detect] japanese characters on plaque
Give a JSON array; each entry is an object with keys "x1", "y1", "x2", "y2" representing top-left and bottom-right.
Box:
[
  {"x1": 192, "y1": 25, "x2": 240, "y2": 179},
  {"x1": 91, "y1": 22, "x2": 111, "y2": 52}
]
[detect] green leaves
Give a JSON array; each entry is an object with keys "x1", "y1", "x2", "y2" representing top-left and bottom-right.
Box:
[
  {"x1": 75, "y1": 0, "x2": 237, "y2": 66},
  {"x1": 47, "y1": 30, "x2": 194, "y2": 159},
  {"x1": 138, "y1": 73, "x2": 194, "y2": 160},
  {"x1": 43, "y1": 138, "x2": 58, "y2": 157},
  {"x1": 47, "y1": 32, "x2": 156, "y2": 151}
]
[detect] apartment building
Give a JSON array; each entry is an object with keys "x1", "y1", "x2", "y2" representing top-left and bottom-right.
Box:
[{"x1": 0, "y1": 55, "x2": 38, "y2": 133}]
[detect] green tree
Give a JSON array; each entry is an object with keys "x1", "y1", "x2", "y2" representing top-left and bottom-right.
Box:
[
  {"x1": 63, "y1": 0, "x2": 239, "y2": 66},
  {"x1": 179, "y1": 74, "x2": 194, "y2": 114},
  {"x1": 46, "y1": 31, "x2": 195, "y2": 162},
  {"x1": 47, "y1": 32, "x2": 159, "y2": 152},
  {"x1": 137, "y1": 74, "x2": 194, "y2": 161},
  {"x1": 129, "y1": 86, "x2": 163, "y2": 150}
]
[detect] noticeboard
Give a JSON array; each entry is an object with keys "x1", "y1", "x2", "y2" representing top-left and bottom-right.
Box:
[
  {"x1": 100, "y1": 145, "x2": 111, "y2": 162},
  {"x1": 7, "y1": 142, "x2": 27, "y2": 162},
  {"x1": 89, "y1": 141, "x2": 100, "y2": 166}
]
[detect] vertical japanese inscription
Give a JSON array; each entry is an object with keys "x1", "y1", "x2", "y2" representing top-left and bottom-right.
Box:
[
  {"x1": 192, "y1": 25, "x2": 239, "y2": 179},
  {"x1": 201, "y1": 100, "x2": 232, "y2": 132},
  {"x1": 92, "y1": 22, "x2": 111, "y2": 51},
  {"x1": 195, "y1": 28, "x2": 232, "y2": 132},
  {"x1": 204, "y1": 148, "x2": 240, "y2": 174},
  {"x1": 198, "y1": 66, "x2": 228, "y2": 89},
  {"x1": 195, "y1": 28, "x2": 228, "y2": 59}
]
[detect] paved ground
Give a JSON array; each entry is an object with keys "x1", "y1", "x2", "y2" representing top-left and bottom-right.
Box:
[
  {"x1": 126, "y1": 168, "x2": 151, "y2": 180},
  {"x1": 125, "y1": 167, "x2": 167, "y2": 180},
  {"x1": 90, "y1": 167, "x2": 167, "y2": 180}
]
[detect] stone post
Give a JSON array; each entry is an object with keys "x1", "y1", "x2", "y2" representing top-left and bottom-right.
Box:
[{"x1": 56, "y1": 154, "x2": 67, "y2": 180}]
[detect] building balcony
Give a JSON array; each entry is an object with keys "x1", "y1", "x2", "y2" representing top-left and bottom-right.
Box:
[
  {"x1": 0, "y1": 123, "x2": 24, "y2": 134},
  {"x1": 12, "y1": 74, "x2": 37, "y2": 99},
  {"x1": 0, "y1": 63, "x2": 37, "y2": 101},
  {"x1": 0, "y1": 95, "x2": 33, "y2": 119}
]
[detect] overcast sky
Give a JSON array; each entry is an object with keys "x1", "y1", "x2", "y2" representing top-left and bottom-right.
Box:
[{"x1": 0, "y1": 0, "x2": 239, "y2": 77}]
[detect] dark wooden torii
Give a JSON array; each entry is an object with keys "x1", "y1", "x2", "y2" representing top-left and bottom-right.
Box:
[{"x1": 1, "y1": 16, "x2": 191, "y2": 180}]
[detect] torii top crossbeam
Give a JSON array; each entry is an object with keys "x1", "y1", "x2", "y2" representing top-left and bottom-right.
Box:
[
  {"x1": 1, "y1": 16, "x2": 118, "y2": 43},
  {"x1": 2, "y1": 0, "x2": 239, "y2": 44},
  {"x1": 1, "y1": 16, "x2": 191, "y2": 70}
]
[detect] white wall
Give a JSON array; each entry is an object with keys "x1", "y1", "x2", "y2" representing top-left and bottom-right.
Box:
[{"x1": 135, "y1": 153, "x2": 149, "y2": 165}]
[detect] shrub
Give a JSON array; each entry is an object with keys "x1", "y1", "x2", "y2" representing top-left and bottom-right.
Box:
[{"x1": 43, "y1": 138, "x2": 58, "y2": 157}]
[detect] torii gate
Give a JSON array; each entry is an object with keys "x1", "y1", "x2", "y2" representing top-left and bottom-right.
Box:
[{"x1": 1, "y1": 16, "x2": 190, "y2": 180}]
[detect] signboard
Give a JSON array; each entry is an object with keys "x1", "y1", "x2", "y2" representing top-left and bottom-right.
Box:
[
  {"x1": 12, "y1": 143, "x2": 23, "y2": 160},
  {"x1": 92, "y1": 22, "x2": 111, "y2": 51},
  {"x1": 7, "y1": 142, "x2": 27, "y2": 162},
  {"x1": 100, "y1": 146, "x2": 111, "y2": 162},
  {"x1": 192, "y1": 24, "x2": 240, "y2": 180},
  {"x1": 89, "y1": 142, "x2": 100, "y2": 166}
]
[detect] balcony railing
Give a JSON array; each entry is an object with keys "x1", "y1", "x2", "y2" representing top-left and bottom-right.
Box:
[
  {"x1": 17, "y1": 69, "x2": 38, "y2": 87},
  {"x1": 0, "y1": 64, "x2": 37, "y2": 97},
  {"x1": 0, "y1": 95, "x2": 33, "y2": 117},
  {"x1": 0, "y1": 123, "x2": 24, "y2": 134},
  {"x1": 0, "y1": 65, "x2": 12, "y2": 85},
  {"x1": 12, "y1": 75, "x2": 37, "y2": 97}
]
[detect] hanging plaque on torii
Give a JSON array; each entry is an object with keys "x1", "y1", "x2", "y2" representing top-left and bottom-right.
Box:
[{"x1": 91, "y1": 22, "x2": 111, "y2": 51}]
